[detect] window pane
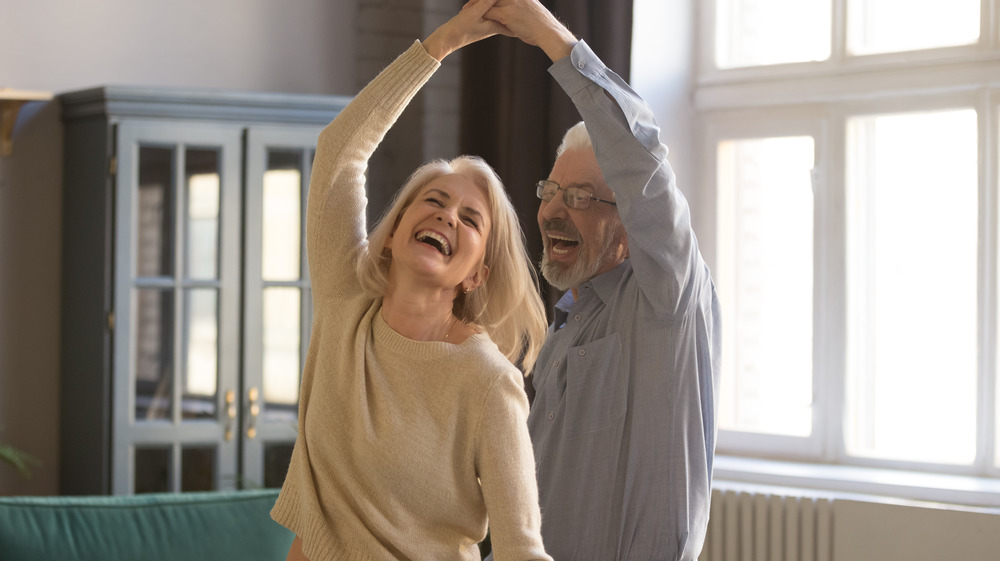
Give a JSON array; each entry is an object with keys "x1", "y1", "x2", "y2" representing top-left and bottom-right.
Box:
[
  {"x1": 716, "y1": 136, "x2": 815, "y2": 436},
  {"x1": 135, "y1": 446, "x2": 171, "y2": 493},
  {"x1": 847, "y1": 0, "x2": 979, "y2": 56},
  {"x1": 181, "y1": 446, "x2": 216, "y2": 492},
  {"x1": 137, "y1": 146, "x2": 174, "y2": 278},
  {"x1": 846, "y1": 109, "x2": 977, "y2": 465},
  {"x1": 262, "y1": 151, "x2": 302, "y2": 281},
  {"x1": 263, "y1": 287, "x2": 301, "y2": 413},
  {"x1": 182, "y1": 289, "x2": 218, "y2": 420},
  {"x1": 264, "y1": 443, "x2": 295, "y2": 489},
  {"x1": 135, "y1": 289, "x2": 174, "y2": 421},
  {"x1": 185, "y1": 149, "x2": 221, "y2": 280},
  {"x1": 716, "y1": 0, "x2": 831, "y2": 68}
]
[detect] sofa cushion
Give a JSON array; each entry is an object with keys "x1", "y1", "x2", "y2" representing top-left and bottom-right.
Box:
[{"x1": 0, "y1": 489, "x2": 294, "y2": 561}]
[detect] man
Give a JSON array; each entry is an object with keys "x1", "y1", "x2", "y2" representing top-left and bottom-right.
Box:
[{"x1": 485, "y1": 2, "x2": 721, "y2": 560}]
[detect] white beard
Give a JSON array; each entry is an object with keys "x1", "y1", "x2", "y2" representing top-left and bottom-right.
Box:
[{"x1": 540, "y1": 217, "x2": 623, "y2": 291}]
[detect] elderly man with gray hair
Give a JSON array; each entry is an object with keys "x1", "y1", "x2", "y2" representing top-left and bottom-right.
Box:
[{"x1": 485, "y1": 1, "x2": 722, "y2": 559}]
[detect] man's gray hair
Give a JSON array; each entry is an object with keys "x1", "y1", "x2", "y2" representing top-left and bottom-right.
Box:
[{"x1": 555, "y1": 121, "x2": 592, "y2": 158}]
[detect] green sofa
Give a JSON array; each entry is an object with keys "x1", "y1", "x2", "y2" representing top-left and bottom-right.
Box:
[{"x1": 0, "y1": 489, "x2": 294, "y2": 561}]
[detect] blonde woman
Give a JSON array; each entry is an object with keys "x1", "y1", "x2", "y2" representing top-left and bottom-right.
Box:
[{"x1": 269, "y1": 1, "x2": 551, "y2": 560}]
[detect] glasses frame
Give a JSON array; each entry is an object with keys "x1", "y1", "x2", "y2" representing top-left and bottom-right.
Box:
[{"x1": 536, "y1": 180, "x2": 617, "y2": 210}]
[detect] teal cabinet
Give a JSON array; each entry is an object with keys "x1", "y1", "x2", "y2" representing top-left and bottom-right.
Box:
[{"x1": 59, "y1": 86, "x2": 348, "y2": 494}]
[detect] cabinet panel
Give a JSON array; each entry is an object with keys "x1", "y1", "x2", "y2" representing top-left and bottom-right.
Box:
[
  {"x1": 113, "y1": 121, "x2": 243, "y2": 494},
  {"x1": 241, "y1": 127, "x2": 321, "y2": 489}
]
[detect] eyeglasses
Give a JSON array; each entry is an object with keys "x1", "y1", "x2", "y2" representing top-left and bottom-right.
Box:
[{"x1": 536, "y1": 180, "x2": 617, "y2": 210}]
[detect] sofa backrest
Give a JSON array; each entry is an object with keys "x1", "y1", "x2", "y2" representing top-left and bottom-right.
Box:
[{"x1": 0, "y1": 489, "x2": 294, "y2": 561}]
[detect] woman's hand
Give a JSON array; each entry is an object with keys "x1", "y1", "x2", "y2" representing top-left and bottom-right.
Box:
[{"x1": 423, "y1": 0, "x2": 507, "y2": 61}]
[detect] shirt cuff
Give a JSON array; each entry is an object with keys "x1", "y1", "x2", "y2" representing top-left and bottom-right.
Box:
[{"x1": 551, "y1": 40, "x2": 604, "y2": 89}]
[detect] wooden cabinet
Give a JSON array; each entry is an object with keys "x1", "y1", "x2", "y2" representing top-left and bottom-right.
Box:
[{"x1": 58, "y1": 86, "x2": 349, "y2": 494}]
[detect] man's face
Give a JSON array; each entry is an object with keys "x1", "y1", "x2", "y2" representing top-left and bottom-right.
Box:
[{"x1": 537, "y1": 147, "x2": 627, "y2": 291}]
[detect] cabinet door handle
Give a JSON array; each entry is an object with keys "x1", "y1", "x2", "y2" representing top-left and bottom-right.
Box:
[
  {"x1": 247, "y1": 387, "x2": 260, "y2": 439},
  {"x1": 224, "y1": 390, "x2": 236, "y2": 441}
]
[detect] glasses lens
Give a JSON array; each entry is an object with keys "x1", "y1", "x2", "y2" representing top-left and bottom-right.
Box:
[
  {"x1": 565, "y1": 187, "x2": 590, "y2": 209},
  {"x1": 537, "y1": 181, "x2": 557, "y2": 201}
]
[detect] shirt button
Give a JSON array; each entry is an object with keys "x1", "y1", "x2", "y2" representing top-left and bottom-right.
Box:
[
  {"x1": 578, "y1": 349, "x2": 586, "y2": 357},
  {"x1": 548, "y1": 411, "x2": 555, "y2": 420},
  {"x1": 553, "y1": 360, "x2": 560, "y2": 367},
  {"x1": 577, "y1": 61, "x2": 586, "y2": 69},
  {"x1": 574, "y1": 314, "x2": 582, "y2": 321}
]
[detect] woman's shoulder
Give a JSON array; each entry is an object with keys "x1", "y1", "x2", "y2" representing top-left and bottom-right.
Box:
[{"x1": 456, "y1": 334, "x2": 526, "y2": 390}]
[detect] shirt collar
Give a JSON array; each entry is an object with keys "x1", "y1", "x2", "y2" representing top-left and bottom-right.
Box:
[
  {"x1": 553, "y1": 260, "x2": 629, "y2": 316},
  {"x1": 589, "y1": 260, "x2": 628, "y2": 304}
]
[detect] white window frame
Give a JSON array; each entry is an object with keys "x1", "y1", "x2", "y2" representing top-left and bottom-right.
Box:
[{"x1": 697, "y1": 0, "x2": 1000, "y2": 507}]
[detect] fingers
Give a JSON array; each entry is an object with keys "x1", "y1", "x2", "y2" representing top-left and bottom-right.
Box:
[
  {"x1": 462, "y1": 0, "x2": 499, "y2": 20},
  {"x1": 423, "y1": 0, "x2": 506, "y2": 60}
]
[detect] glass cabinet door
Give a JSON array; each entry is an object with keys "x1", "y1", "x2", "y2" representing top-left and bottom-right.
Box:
[
  {"x1": 113, "y1": 121, "x2": 244, "y2": 494},
  {"x1": 241, "y1": 127, "x2": 321, "y2": 489}
]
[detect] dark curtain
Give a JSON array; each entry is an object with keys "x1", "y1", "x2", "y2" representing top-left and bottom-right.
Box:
[{"x1": 459, "y1": 0, "x2": 633, "y2": 397}]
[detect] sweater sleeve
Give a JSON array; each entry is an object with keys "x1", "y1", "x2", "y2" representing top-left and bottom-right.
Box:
[
  {"x1": 306, "y1": 41, "x2": 440, "y2": 303},
  {"x1": 476, "y1": 369, "x2": 552, "y2": 561}
]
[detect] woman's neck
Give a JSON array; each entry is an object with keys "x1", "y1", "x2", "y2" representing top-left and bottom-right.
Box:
[
  {"x1": 381, "y1": 281, "x2": 478, "y2": 343},
  {"x1": 381, "y1": 263, "x2": 480, "y2": 343},
  {"x1": 380, "y1": 295, "x2": 453, "y2": 341}
]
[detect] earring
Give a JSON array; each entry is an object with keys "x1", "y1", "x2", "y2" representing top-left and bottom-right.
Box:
[{"x1": 463, "y1": 285, "x2": 472, "y2": 294}]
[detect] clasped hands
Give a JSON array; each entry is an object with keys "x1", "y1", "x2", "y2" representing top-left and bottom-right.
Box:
[{"x1": 423, "y1": 0, "x2": 577, "y2": 63}]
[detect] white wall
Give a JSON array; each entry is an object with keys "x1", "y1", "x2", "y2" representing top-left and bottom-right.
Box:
[
  {"x1": 0, "y1": 0, "x2": 358, "y2": 496},
  {"x1": 834, "y1": 499, "x2": 1000, "y2": 561},
  {"x1": 630, "y1": 0, "x2": 699, "y2": 218}
]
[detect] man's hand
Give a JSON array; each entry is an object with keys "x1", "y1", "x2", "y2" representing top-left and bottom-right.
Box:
[
  {"x1": 423, "y1": 0, "x2": 508, "y2": 61},
  {"x1": 485, "y1": 0, "x2": 577, "y2": 62}
]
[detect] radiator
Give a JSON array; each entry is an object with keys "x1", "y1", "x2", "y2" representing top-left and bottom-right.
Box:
[{"x1": 699, "y1": 488, "x2": 834, "y2": 561}]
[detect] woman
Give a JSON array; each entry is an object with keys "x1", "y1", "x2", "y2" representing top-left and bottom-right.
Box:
[{"x1": 269, "y1": 2, "x2": 551, "y2": 560}]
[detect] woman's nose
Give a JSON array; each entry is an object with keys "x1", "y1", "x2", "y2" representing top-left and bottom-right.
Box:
[{"x1": 436, "y1": 212, "x2": 455, "y2": 228}]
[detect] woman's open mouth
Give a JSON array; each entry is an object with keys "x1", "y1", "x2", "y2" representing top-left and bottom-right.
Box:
[{"x1": 415, "y1": 230, "x2": 452, "y2": 256}]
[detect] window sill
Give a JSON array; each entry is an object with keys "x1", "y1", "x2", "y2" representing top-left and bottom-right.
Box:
[{"x1": 713, "y1": 455, "x2": 1000, "y2": 511}]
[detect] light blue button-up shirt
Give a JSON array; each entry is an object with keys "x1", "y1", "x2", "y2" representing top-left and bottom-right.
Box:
[{"x1": 526, "y1": 41, "x2": 721, "y2": 561}]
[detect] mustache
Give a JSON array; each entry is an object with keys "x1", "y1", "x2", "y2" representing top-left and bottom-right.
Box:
[{"x1": 541, "y1": 218, "x2": 580, "y2": 240}]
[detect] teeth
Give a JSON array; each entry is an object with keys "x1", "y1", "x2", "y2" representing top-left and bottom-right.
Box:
[
  {"x1": 548, "y1": 232, "x2": 577, "y2": 256},
  {"x1": 416, "y1": 230, "x2": 452, "y2": 256},
  {"x1": 548, "y1": 233, "x2": 577, "y2": 243}
]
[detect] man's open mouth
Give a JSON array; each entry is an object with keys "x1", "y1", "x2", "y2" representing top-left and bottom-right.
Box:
[
  {"x1": 415, "y1": 230, "x2": 452, "y2": 256},
  {"x1": 547, "y1": 233, "x2": 579, "y2": 255}
]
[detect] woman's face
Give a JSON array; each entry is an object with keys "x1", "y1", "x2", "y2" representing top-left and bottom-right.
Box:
[{"x1": 388, "y1": 173, "x2": 492, "y2": 292}]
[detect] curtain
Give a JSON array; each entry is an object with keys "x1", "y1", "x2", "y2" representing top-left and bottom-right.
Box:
[{"x1": 459, "y1": 0, "x2": 633, "y2": 396}]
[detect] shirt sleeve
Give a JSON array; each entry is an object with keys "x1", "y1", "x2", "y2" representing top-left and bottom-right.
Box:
[
  {"x1": 548, "y1": 42, "x2": 720, "y2": 561},
  {"x1": 548, "y1": 40, "x2": 710, "y2": 318},
  {"x1": 476, "y1": 369, "x2": 552, "y2": 561},
  {"x1": 306, "y1": 41, "x2": 440, "y2": 303}
]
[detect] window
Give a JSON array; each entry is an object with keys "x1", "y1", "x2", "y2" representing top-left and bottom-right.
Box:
[
  {"x1": 715, "y1": 0, "x2": 831, "y2": 68},
  {"x1": 846, "y1": 0, "x2": 980, "y2": 55},
  {"x1": 717, "y1": 136, "x2": 815, "y2": 439},
  {"x1": 844, "y1": 109, "x2": 979, "y2": 466},
  {"x1": 698, "y1": 0, "x2": 1000, "y2": 505}
]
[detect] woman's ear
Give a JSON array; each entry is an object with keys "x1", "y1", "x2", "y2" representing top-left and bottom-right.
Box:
[{"x1": 465, "y1": 264, "x2": 490, "y2": 291}]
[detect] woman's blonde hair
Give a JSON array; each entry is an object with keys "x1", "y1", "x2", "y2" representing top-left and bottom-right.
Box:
[{"x1": 357, "y1": 155, "x2": 548, "y2": 372}]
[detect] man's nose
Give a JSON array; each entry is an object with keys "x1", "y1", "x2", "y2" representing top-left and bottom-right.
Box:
[{"x1": 539, "y1": 191, "x2": 569, "y2": 220}]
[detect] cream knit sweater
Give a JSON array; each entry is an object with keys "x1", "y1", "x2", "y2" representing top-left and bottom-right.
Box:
[{"x1": 270, "y1": 41, "x2": 550, "y2": 561}]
